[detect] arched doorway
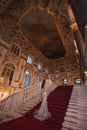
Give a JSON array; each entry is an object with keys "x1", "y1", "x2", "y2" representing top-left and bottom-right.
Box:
[
  {"x1": 1, "y1": 63, "x2": 15, "y2": 85},
  {"x1": 37, "y1": 75, "x2": 41, "y2": 83},
  {"x1": 23, "y1": 70, "x2": 31, "y2": 88}
]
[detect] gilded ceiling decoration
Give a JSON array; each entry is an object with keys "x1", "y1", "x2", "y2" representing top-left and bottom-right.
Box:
[
  {"x1": 0, "y1": 0, "x2": 78, "y2": 71},
  {"x1": 20, "y1": 7, "x2": 66, "y2": 59}
]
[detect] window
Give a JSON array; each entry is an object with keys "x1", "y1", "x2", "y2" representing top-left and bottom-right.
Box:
[
  {"x1": 37, "y1": 75, "x2": 41, "y2": 83},
  {"x1": 23, "y1": 70, "x2": 31, "y2": 88},
  {"x1": 45, "y1": 68, "x2": 48, "y2": 74},
  {"x1": 1, "y1": 63, "x2": 15, "y2": 77},
  {"x1": 38, "y1": 63, "x2": 42, "y2": 70},
  {"x1": 10, "y1": 43, "x2": 20, "y2": 56},
  {"x1": 27, "y1": 55, "x2": 34, "y2": 65},
  {"x1": 60, "y1": 67, "x2": 65, "y2": 73}
]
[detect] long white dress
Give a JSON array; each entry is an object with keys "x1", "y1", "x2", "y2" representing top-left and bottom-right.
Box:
[{"x1": 34, "y1": 88, "x2": 51, "y2": 121}]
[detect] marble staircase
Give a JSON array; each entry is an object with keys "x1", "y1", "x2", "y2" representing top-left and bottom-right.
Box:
[
  {"x1": 62, "y1": 85, "x2": 87, "y2": 130},
  {"x1": 0, "y1": 84, "x2": 87, "y2": 130},
  {"x1": 0, "y1": 85, "x2": 57, "y2": 124}
]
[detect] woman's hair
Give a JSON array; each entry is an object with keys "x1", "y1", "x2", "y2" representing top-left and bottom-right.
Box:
[{"x1": 41, "y1": 79, "x2": 46, "y2": 89}]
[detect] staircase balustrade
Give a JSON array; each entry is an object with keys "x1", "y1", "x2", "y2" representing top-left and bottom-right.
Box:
[
  {"x1": 0, "y1": 83, "x2": 41, "y2": 115},
  {"x1": 0, "y1": 79, "x2": 54, "y2": 115}
]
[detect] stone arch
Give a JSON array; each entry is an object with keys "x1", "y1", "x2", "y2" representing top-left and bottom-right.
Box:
[{"x1": 1, "y1": 62, "x2": 15, "y2": 85}]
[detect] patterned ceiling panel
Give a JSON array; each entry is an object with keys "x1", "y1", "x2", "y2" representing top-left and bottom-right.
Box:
[
  {"x1": 0, "y1": 0, "x2": 78, "y2": 70},
  {"x1": 20, "y1": 8, "x2": 66, "y2": 59}
]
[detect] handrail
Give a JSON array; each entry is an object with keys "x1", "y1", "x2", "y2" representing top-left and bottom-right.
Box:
[
  {"x1": 0, "y1": 83, "x2": 41, "y2": 114},
  {"x1": 0, "y1": 79, "x2": 54, "y2": 114}
]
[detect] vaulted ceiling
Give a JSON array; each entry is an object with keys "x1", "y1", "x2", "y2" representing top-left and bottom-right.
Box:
[
  {"x1": 20, "y1": 7, "x2": 66, "y2": 59},
  {"x1": 0, "y1": 0, "x2": 86, "y2": 71}
]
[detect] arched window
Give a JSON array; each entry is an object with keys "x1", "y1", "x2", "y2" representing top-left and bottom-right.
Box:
[
  {"x1": 27, "y1": 55, "x2": 34, "y2": 65},
  {"x1": 37, "y1": 75, "x2": 41, "y2": 83},
  {"x1": 60, "y1": 67, "x2": 65, "y2": 73},
  {"x1": 1, "y1": 63, "x2": 15, "y2": 85},
  {"x1": 23, "y1": 70, "x2": 31, "y2": 88},
  {"x1": 10, "y1": 43, "x2": 20, "y2": 56},
  {"x1": 45, "y1": 68, "x2": 48, "y2": 74},
  {"x1": 38, "y1": 63, "x2": 42, "y2": 70}
]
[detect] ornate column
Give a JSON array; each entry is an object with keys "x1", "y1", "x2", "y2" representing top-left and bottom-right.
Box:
[
  {"x1": 85, "y1": 25, "x2": 87, "y2": 67},
  {"x1": 66, "y1": 4, "x2": 87, "y2": 69}
]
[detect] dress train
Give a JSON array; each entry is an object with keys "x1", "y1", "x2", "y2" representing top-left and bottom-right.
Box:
[{"x1": 34, "y1": 89, "x2": 51, "y2": 121}]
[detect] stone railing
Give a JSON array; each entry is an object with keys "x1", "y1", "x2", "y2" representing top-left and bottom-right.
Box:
[
  {"x1": 0, "y1": 85, "x2": 21, "y2": 100},
  {"x1": 45, "y1": 78, "x2": 56, "y2": 88},
  {"x1": 0, "y1": 82, "x2": 41, "y2": 115},
  {"x1": 0, "y1": 79, "x2": 54, "y2": 115}
]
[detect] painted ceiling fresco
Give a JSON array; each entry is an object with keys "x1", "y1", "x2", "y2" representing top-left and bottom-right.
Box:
[{"x1": 20, "y1": 8, "x2": 66, "y2": 59}]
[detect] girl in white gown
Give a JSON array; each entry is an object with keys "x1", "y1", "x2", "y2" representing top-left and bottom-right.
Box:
[{"x1": 34, "y1": 80, "x2": 51, "y2": 121}]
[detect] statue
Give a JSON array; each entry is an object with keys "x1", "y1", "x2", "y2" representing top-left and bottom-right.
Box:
[{"x1": 34, "y1": 79, "x2": 51, "y2": 121}]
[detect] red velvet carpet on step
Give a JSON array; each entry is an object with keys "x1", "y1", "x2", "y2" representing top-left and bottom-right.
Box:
[{"x1": 0, "y1": 85, "x2": 73, "y2": 130}]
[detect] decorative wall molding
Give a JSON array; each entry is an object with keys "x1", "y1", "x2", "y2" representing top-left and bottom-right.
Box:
[{"x1": 0, "y1": 0, "x2": 80, "y2": 79}]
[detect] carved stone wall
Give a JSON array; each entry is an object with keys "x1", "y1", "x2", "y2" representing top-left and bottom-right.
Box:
[
  {"x1": 0, "y1": 0, "x2": 82, "y2": 84},
  {"x1": 0, "y1": 0, "x2": 13, "y2": 14},
  {"x1": 0, "y1": 39, "x2": 47, "y2": 87}
]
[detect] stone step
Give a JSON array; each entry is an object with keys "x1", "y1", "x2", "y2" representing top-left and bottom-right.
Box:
[
  {"x1": 66, "y1": 111, "x2": 87, "y2": 120},
  {"x1": 61, "y1": 127, "x2": 70, "y2": 130},
  {"x1": 65, "y1": 116, "x2": 87, "y2": 126},
  {"x1": 67, "y1": 108, "x2": 87, "y2": 114},
  {"x1": 68, "y1": 105, "x2": 87, "y2": 111},
  {"x1": 63, "y1": 121, "x2": 87, "y2": 130},
  {"x1": 69, "y1": 102, "x2": 87, "y2": 106}
]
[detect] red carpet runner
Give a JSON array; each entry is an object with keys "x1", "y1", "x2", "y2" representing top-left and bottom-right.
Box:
[{"x1": 0, "y1": 85, "x2": 73, "y2": 130}]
